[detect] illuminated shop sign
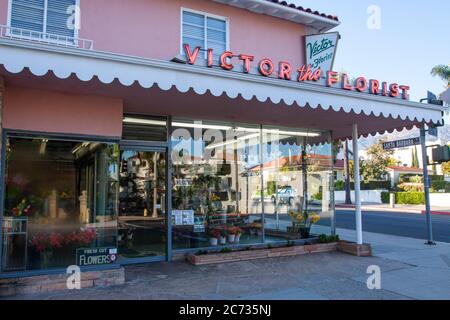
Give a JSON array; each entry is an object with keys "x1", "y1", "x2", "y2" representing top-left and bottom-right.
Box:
[
  {"x1": 182, "y1": 44, "x2": 410, "y2": 101},
  {"x1": 305, "y1": 32, "x2": 339, "y2": 73}
]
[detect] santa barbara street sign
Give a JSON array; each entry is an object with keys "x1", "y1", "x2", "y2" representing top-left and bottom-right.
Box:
[{"x1": 383, "y1": 137, "x2": 421, "y2": 150}]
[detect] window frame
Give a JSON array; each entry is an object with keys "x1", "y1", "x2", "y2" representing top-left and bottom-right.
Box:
[
  {"x1": 180, "y1": 7, "x2": 230, "y2": 59},
  {"x1": 6, "y1": 0, "x2": 81, "y2": 45}
]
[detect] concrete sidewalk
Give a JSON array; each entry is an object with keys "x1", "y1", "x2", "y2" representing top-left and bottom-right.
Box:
[
  {"x1": 3, "y1": 229, "x2": 449, "y2": 300},
  {"x1": 336, "y1": 203, "x2": 450, "y2": 216},
  {"x1": 338, "y1": 228, "x2": 450, "y2": 300}
]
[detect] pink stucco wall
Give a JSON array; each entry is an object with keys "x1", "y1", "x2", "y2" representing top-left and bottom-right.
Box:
[
  {"x1": 0, "y1": 0, "x2": 307, "y2": 65},
  {"x1": 79, "y1": 0, "x2": 307, "y2": 66},
  {"x1": 3, "y1": 87, "x2": 123, "y2": 137},
  {"x1": 0, "y1": 0, "x2": 8, "y2": 26}
]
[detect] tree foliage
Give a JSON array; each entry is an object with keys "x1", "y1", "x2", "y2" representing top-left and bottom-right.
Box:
[
  {"x1": 441, "y1": 161, "x2": 450, "y2": 175},
  {"x1": 431, "y1": 64, "x2": 450, "y2": 87},
  {"x1": 361, "y1": 139, "x2": 396, "y2": 181}
]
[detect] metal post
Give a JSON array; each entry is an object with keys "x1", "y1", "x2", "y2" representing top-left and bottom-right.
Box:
[
  {"x1": 344, "y1": 140, "x2": 352, "y2": 204},
  {"x1": 352, "y1": 124, "x2": 363, "y2": 245},
  {"x1": 420, "y1": 128, "x2": 435, "y2": 245}
]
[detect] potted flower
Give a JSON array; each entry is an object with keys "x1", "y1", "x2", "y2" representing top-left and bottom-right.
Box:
[
  {"x1": 209, "y1": 229, "x2": 220, "y2": 246},
  {"x1": 30, "y1": 232, "x2": 64, "y2": 269},
  {"x1": 227, "y1": 227, "x2": 236, "y2": 243},
  {"x1": 234, "y1": 227, "x2": 243, "y2": 243},
  {"x1": 219, "y1": 228, "x2": 227, "y2": 245}
]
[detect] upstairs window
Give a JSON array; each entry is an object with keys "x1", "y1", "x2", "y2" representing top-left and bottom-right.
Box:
[
  {"x1": 9, "y1": 0, "x2": 77, "y2": 39},
  {"x1": 181, "y1": 9, "x2": 228, "y2": 58}
]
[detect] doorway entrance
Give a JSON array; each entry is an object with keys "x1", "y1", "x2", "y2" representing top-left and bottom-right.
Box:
[{"x1": 117, "y1": 148, "x2": 167, "y2": 261}]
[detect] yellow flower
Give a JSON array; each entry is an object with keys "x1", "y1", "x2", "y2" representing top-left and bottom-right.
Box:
[
  {"x1": 296, "y1": 214, "x2": 304, "y2": 222},
  {"x1": 310, "y1": 214, "x2": 321, "y2": 224}
]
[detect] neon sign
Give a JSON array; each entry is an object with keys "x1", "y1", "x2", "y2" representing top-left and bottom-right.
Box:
[{"x1": 182, "y1": 44, "x2": 410, "y2": 100}]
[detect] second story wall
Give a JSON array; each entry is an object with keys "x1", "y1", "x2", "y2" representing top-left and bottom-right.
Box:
[{"x1": 1, "y1": 0, "x2": 308, "y2": 66}]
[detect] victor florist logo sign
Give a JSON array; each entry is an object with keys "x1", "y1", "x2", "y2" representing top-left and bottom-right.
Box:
[{"x1": 305, "y1": 32, "x2": 340, "y2": 73}]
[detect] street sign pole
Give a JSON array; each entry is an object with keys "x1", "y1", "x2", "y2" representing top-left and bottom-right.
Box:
[{"x1": 420, "y1": 128, "x2": 435, "y2": 245}]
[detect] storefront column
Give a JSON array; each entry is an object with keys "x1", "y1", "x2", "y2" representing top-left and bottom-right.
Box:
[
  {"x1": 0, "y1": 76, "x2": 4, "y2": 156},
  {"x1": 352, "y1": 123, "x2": 363, "y2": 245}
]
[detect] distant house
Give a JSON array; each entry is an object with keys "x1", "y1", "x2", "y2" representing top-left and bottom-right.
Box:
[{"x1": 386, "y1": 166, "x2": 433, "y2": 188}]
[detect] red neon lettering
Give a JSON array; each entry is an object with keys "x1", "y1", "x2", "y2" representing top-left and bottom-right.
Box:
[
  {"x1": 382, "y1": 82, "x2": 388, "y2": 96},
  {"x1": 399, "y1": 85, "x2": 410, "y2": 100},
  {"x1": 207, "y1": 49, "x2": 214, "y2": 68},
  {"x1": 389, "y1": 83, "x2": 399, "y2": 97},
  {"x1": 259, "y1": 59, "x2": 274, "y2": 77},
  {"x1": 239, "y1": 54, "x2": 254, "y2": 73},
  {"x1": 278, "y1": 61, "x2": 292, "y2": 80},
  {"x1": 327, "y1": 71, "x2": 339, "y2": 87},
  {"x1": 369, "y1": 79, "x2": 380, "y2": 95},
  {"x1": 341, "y1": 74, "x2": 353, "y2": 90},
  {"x1": 355, "y1": 77, "x2": 368, "y2": 92},
  {"x1": 298, "y1": 65, "x2": 318, "y2": 82},
  {"x1": 311, "y1": 68, "x2": 321, "y2": 81},
  {"x1": 220, "y1": 51, "x2": 234, "y2": 70},
  {"x1": 183, "y1": 44, "x2": 200, "y2": 65}
]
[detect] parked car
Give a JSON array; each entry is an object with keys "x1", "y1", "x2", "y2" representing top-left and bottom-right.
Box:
[{"x1": 271, "y1": 186, "x2": 297, "y2": 206}]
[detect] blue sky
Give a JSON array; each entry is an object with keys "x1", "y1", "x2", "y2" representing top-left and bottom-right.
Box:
[{"x1": 292, "y1": 0, "x2": 449, "y2": 106}]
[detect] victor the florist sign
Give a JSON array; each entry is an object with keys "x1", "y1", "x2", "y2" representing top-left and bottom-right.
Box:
[{"x1": 305, "y1": 32, "x2": 340, "y2": 74}]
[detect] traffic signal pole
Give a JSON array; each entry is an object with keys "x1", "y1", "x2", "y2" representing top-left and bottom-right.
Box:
[{"x1": 420, "y1": 128, "x2": 435, "y2": 245}]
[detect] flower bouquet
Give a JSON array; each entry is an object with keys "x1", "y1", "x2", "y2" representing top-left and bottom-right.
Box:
[{"x1": 30, "y1": 232, "x2": 64, "y2": 269}]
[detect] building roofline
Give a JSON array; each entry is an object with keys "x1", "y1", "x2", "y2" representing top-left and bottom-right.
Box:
[{"x1": 213, "y1": 0, "x2": 340, "y2": 32}]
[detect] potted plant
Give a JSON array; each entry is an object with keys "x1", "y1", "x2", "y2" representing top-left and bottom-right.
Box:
[
  {"x1": 234, "y1": 227, "x2": 243, "y2": 243},
  {"x1": 209, "y1": 229, "x2": 220, "y2": 246},
  {"x1": 219, "y1": 228, "x2": 227, "y2": 245},
  {"x1": 29, "y1": 232, "x2": 64, "y2": 269},
  {"x1": 227, "y1": 227, "x2": 236, "y2": 243}
]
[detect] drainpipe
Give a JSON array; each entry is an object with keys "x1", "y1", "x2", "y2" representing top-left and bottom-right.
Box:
[{"x1": 352, "y1": 124, "x2": 363, "y2": 245}]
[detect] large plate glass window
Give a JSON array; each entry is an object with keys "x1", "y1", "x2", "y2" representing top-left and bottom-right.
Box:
[
  {"x1": 261, "y1": 127, "x2": 334, "y2": 241},
  {"x1": 1, "y1": 135, "x2": 118, "y2": 272},
  {"x1": 171, "y1": 119, "x2": 262, "y2": 250}
]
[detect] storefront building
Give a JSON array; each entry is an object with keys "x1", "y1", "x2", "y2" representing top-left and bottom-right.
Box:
[{"x1": 0, "y1": 0, "x2": 445, "y2": 281}]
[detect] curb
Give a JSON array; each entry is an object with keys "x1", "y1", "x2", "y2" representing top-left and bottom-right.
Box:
[
  {"x1": 420, "y1": 210, "x2": 450, "y2": 216},
  {"x1": 336, "y1": 205, "x2": 450, "y2": 216}
]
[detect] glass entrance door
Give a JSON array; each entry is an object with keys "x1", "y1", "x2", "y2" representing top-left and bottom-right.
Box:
[{"x1": 118, "y1": 149, "x2": 167, "y2": 260}]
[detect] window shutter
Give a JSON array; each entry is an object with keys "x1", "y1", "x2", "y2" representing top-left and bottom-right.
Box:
[
  {"x1": 182, "y1": 11, "x2": 205, "y2": 51},
  {"x1": 10, "y1": 0, "x2": 45, "y2": 33},
  {"x1": 46, "y1": 0, "x2": 76, "y2": 38},
  {"x1": 206, "y1": 17, "x2": 226, "y2": 54}
]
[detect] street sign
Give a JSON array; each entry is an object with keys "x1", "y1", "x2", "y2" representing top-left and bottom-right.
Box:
[{"x1": 383, "y1": 137, "x2": 421, "y2": 150}]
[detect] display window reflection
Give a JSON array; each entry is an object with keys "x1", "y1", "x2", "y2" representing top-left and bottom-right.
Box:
[
  {"x1": 2, "y1": 136, "x2": 118, "y2": 272},
  {"x1": 171, "y1": 120, "x2": 263, "y2": 249},
  {"x1": 261, "y1": 127, "x2": 334, "y2": 241}
]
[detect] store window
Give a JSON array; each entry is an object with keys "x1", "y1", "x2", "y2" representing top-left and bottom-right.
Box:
[
  {"x1": 9, "y1": 0, "x2": 77, "y2": 39},
  {"x1": 1, "y1": 135, "x2": 118, "y2": 272},
  {"x1": 170, "y1": 120, "x2": 334, "y2": 250},
  {"x1": 261, "y1": 127, "x2": 334, "y2": 240},
  {"x1": 181, "y1": 9, "x2": 228, "y2": 59},
  {"x1": 171, "y1": 119, "x2": 263, "y2": 249}
]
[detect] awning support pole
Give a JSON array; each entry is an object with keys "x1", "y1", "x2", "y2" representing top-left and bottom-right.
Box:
[{"x1": 352, "y1": 123, "x2": 363, "y2": 245}]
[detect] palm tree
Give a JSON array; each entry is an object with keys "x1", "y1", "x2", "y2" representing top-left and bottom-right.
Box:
[{"x1": 431, "y1": 65, "x2": 450, "y2": 87}]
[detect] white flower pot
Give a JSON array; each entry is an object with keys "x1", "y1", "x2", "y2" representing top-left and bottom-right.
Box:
[
  {"x1": 219, "y1": 236, "x2": 227, "y2": 245},
  {"x1": 235, "y1": 234, "x2": 241, "y2": 243},
  {"x1": 209, "y1": 238, "x2": 218, "y2": 246},
  {"x1": 228, "y1": 234, "x2": 236, "y2": 243}
]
